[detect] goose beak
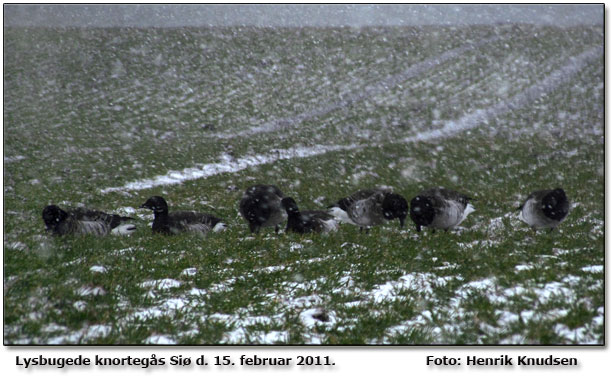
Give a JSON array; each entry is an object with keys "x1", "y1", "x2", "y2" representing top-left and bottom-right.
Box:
[{"x1": 399, "y1": 216, "x2": 405, "y2": 228}]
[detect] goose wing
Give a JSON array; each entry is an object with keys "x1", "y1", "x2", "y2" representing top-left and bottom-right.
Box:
[
  {"x1": 334, "y1": 187, "x2": 390, "y2": 210},
  {"x1": 70, "y1": 207, "x2": 133, "y2": 229},
  {"x1": 170, "y1": 211, "x2": 222, "y2": 234}
]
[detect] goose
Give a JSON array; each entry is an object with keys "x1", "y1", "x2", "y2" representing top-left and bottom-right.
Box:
[
  {"x1": 140, "y1": 196, "x2": 226, "y2": 235},
  {"x1": 281, "y1": 197, "x2": 338, "y2": 234},
  {"x1": 329, "y1": 188, "x2": 408, "y2": 231},
  {"x1": 518, "y1": 188, "x2": 569, "y2": 232},
  {"x1": 239, "y1": 184, "x2": 287, "y2": 233},
  {"x1": 409, "y1": 187, "x2": 474, "y2": 232},
  {"x1": 42, "y1": 205, "x2": 135, "y2": 236}
]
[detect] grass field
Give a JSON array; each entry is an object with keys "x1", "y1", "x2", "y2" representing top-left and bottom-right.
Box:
[{"x1": 3, "y1": 24, "x2": 604, "y2": 344}]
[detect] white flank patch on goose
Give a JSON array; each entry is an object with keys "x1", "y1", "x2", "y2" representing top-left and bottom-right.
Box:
[
  {"x1": 111, "y1": 223, "x2": 136, "y2": 235},
  {"x1": 212, "y1": 222, "x2": 227, "y2": 232},
  {"x1": 328, "y1": 207, "x2": 357, "y2": 225},
  {"x1": 101, "y1": 47, "x2": 601, "y2": 194},
  {"x1": 459, "y1": 203, "x2": 476, "y2": 224}
]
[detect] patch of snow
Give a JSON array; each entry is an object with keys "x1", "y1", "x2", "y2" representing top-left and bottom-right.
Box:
[
  {"x1": 73, "y1": 301, "x2": 87, "y2": 311},
  {"x1": 5, "y1": 241, "x2": 27, "y2": 251},
  {"x1": 77, "y1": 286, "x2": 106, "y2": 296},
  {"x1": 115, "y1": 206, "x2": 137, "y2": 215},
  {"x1": 4, "y1": 155, "x2": 26, "y2": 163},
  {"x1": 581, "y1": 265, "x2": 603, "y2": 273},
  {"x1": 47, "y1": 325, "x2": 112, "y2": 345},
  {"x1": 181, "y1": 268, "x2": 197, "y2": 277},
  {"x1": 515, "y1": 264, "x2": 534, "y2": 272},
  {"x1": 132, "y1": 298, "x2": 187, "y2": 320},
  {"x1": 144, "y1": 334, "x2": 176, "y2": 345},
  {"x1": 299, "y1": 308, "x2": 336, "y2": 328},
  {"x1": 289, "y1": 242, "x2": 304, "y2": 251},
  {"x1": 101, "y1": 144, "x2": 359, "y2": 193},
  {"x1": 139, "y1": 279, "x2": 182, "y2": 290},
  {"x1": 89, "y1": 265, "x2": 107, "y2": 273}
]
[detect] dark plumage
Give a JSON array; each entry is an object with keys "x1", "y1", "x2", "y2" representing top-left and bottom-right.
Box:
[
  {"x1": 140, "y1": 196, "x2": 225, "y2": 235},
  {"x1": 328, "y1": 188, "x2": 408, "y2": 230},
  {"x1": 42, "y1": 205, "x2": 135, "y2": 236},
  {"x1": 281, "y1": 197, "x2": 338, "y2": 234},
  {"x1": 518, "y1": 188, "x2": 569, "y2": 232},
  {"x1": 239, "y1": 185, "x2": 287, "y2": 233},
  {"x1": 409, "y1": 187, "x2": 474, "y2": 232}
]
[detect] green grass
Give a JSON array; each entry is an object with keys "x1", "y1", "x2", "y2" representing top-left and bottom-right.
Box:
[{"x1": 3, "y1": 24, "x2": 603, "y2": 344}]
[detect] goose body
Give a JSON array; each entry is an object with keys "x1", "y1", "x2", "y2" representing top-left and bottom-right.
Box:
[
  {"x1": 140, "y1": 196, "x2": 225, "y2": 235},
  {"x1": 518, "y1": 188, "x2": 569, "y2": 231},
  {"x1": 239, "y1": 184, "x2": 287, "y2": 233},
  {"x1": 409, "y1": 187, "x2": 474, "y2": 232},
  {"x1": 42, "y1": 205, "x2": 136, "y2": 236},
  {"x1": 282, "y1": 197, "x2": 338, "y2": 234},
  {"x1": 329, "y1": 188, "x2": 408, "y2": 230}
]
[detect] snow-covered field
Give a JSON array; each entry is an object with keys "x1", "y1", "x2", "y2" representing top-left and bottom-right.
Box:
[{"x1": 3, "y1": 24, "x2": 604, "y2": 344}]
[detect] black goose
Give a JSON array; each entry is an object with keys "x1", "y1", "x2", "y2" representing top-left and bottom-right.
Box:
[
  {"x1": 409, "y1": 187, "x2": 474, "y2": 232},
  {"x1": 140, "y1": 196, "x2": 226, "y2": 235},
  {"x1": 281, "y1": 197, "x2": 338, "y2": 234},
  {"x1": 42, "y1": 205, "x2": 136, "y2": 236},
  {"x1": 328, "y1": 188, "x2": 408, "y2": 231},
  {"x1": 518, "y1": 188, "x2": 569, "y2": 232},
  {"x1": 239, "y1": 184, "x2": 287, "y2": 233}
]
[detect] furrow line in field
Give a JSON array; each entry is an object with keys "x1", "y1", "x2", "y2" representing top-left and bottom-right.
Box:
[
  {"x1": 101, "y1": 144, "x2": 360, "y2": 193},
  {"x1": 100, "y1": 46, "x2": 601, "y2": 194},
  {"x1": 399, "y1": 46, "x2": 602, "y2": 143},
  {"x1": 212, "y1": 36, "x2": 502, "y2": 139}
]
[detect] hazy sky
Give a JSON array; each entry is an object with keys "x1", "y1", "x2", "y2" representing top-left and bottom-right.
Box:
[{"x1": 3, "y1": 4, "x2": 603, "y2": 28}]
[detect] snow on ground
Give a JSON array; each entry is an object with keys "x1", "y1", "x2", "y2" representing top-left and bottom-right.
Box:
[
  {"x1": 105, "y1": 245, "x2": 345, "y2": 344},
  {"x1": 180, "y1": 267, "x2": 197, "y2": 276},
  {"x1": 5, "y1": 27, "x2": 602, "y2": 345},
  {"x1": 379, "y1": 270, "x2": 602, "y2": 344},
  {"x1": 100, "y1": 46, "x2": 602, "y2": 194},
  {"x1": 10, "y1": 230, "x2": 602, "y2": 344},
  {"x1": 144, "y1": 334, "x2": 177, "y2": 345},
  {"x1": 101, "y1": 144, "x2": 359, "y2": 193},
  {"x1": 76, "y1": 286, "x2": 106, "y2": 297},
  {"x1": 89, "y1": 265, "x2": 108, "y2": 273},
  {"x1": 212, "y1": 36, "x2": 501, "y2": 140},
  {"x1": 581, "y1": 265, "x2": 603, "y2": 273},
  {"x1": 401, "y1": 46, "x2": 602, "y2": 144},
  {"x1": 139, "y1": 278, "x2": 182, "y2": 290},
  {"x1": 47, "y1": 325, "x2": 113, "y2": 345},
  {"x1": 114, "y1": 253, "x2": 599, "y2": 344},
  {"x1": 4, "y1": 155, "x2": 26, "y2": 163}
]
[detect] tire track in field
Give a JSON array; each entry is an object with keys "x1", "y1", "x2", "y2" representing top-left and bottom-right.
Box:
[
  {"x1": 400, "y1": 46, "x2": 602, "y2": 144},
  {"x1": 101, "y1": 46, "x2": 601, "y2": 194},
  {"x1": 213, "y1": 36, "x2": 502, "y2": 139}
]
